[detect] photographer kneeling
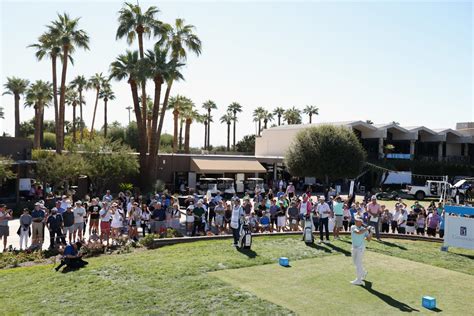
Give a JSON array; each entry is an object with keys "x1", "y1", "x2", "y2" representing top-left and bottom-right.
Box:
[
  {"x1": 55, "y1": 241, "x2": 88, "y2": 272},
  {"x1": 350, "y1": 215, "x2": 372, "y2": 285}
]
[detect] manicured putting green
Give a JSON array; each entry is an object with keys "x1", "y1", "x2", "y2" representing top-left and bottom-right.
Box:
[{"x1": 211, "y1": 251, "x2": 474, "y2": 315}]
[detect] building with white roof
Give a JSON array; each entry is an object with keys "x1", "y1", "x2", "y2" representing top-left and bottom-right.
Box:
[{"x1": 255, "y1": 121, "x2": 474, "y2": 164}]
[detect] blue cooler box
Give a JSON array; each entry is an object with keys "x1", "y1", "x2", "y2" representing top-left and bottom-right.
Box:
[
  {"x1": 279, "y1": 257, "x2": 289, "y2": 267},
  {"x1": 422, "y1": 296, "x2": 436, "y2": 309}
]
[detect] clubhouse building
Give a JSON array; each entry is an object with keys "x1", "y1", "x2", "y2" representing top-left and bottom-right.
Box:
[{"x1": 256, "y1": 121, "x2": 474, "y2": 164}]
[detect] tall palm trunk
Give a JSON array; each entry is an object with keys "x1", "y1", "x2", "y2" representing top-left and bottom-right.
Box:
[
  {"x1": 207, "y1": 109, "x2": 211, "y2": 149},
  {"x1": 179, "y1": 119, "x2": 184, "y2": 151},
  {"x1": 309, "y1": 114, "x2": 312, "y2": 124},
  {"x1": 33, "y1": 103, "x2": 42, "y2": 149},
  {"x1": 90, "y1": 87, "x2": 99, "y2": 139},
  {"x1": 136, "y1": 29, "x2": 148, "y2": 153},
  {"x1": 204, "y1": 121, "x2": 208, "y2": 149},
  {"x1": 72, "y1": 101, "x2": 77, "y2": 143},
  {"x1": 184, "y1": 118, "x2": 192, "y2": 153},
  {"x1": 103, "y1": 97, "x2": 108, "y2": 138},
  {"x1": 264, "y1": 119, "x2": 268, "y2": 129},
  {"x1": 78, "y1": 89, "x2": 84, "y2": 141},
  {"x1": 258, "y1": 120, "x2": 262, "y2": 136},
  {"x1": 232, "y1": 111, "x2": 237, "y2": 151},
  {"x1": 147, "y1": 76, "x2": 164, "y2": 188},
  {"x1": 172, "y1": 110, "x2": 179, "y2": 153},
  {"x1": 278, "y1": 115, "x2": 281, "y2": 126},
  {"x1": 129, "y1": 79, "x2": 147, "y2": 189},
  {"x1": 51, "y1": 54, "x2": 59, "y2": 143},
  {"x1": 147, "y1": 116, "x2": 152, "y2": 150},
  {"x1": 156, "y1": 81, "x2": 173, "y2": 152},
  {"x1": 40, "y1": 109, "x2": 44, "y2": 147},
  {"x1": 226, "y1": 122, "x2": 231, "y2": 151},
  {"x1": 57, "y1": 45, "x2": 69, "y2": 153},
  {"x1": 14, "y1": 93, "x2": 20, "y2": 137}
]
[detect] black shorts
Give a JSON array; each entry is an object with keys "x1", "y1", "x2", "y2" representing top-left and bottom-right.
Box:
[
  {"x1": 416, "y1": 227, "x2": 424, "y2": 234},
  {"x1": 427, "y1": 227, "x2": 436, "y2": 236}
]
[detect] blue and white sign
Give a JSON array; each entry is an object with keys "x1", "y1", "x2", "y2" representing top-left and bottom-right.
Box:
[
  {"x1": 444, "y1": 206, "x2": 474, "y2": 250},
  {"x1": 385, "y1": 153, "x2": 412, "y2": 160}
]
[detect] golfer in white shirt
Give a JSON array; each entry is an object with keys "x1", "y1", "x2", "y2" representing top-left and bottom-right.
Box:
[{"x1": 350, "y1": 215, "x2": 372, "y2": 285}]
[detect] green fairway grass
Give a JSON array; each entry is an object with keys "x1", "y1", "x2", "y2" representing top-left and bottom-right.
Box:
[
  {"x1": 0, "y1": 236, "x2": 473, "y2": 315},
  {"x1": 212, "y1": 251, "x2": 474, "y2": 315}
]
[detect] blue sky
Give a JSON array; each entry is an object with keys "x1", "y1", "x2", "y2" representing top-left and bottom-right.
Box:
[{"x1": 1, "y1": 0, "x2": 472, "y2": 147}]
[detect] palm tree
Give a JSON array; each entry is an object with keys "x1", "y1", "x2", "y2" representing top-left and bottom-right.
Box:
[
  {"x1": 202, "y1": 100, "x2": 217, "y2": 149},
  {"x1": 65, "y1": 88, "x2": 80, "y2": 143},
  {"x1": 303, "y1": 105, "x2": 319, "y2": 124},
  {"x1": 24, "y1": 81, "x2": 52, "y2": 149},
  {"x1": 88, "y1": 73, "x2": 107, "y2": 138},
  {"x1": 116, "y1": 2, "x2": 165, "y2": 143},
  {"x1": 69, "y1": 75, "x2": 87, "y2": 140},
  {"x1": 283, "y1": 107, "x2": 302, "y2": 125},
  {"x1": 110, "y1": 50, "x2": 148, "y2": 182},
  {"x1": 227, "y1": 102, "x2": 242, "y2": 150},
  {"x1": 273, "y1": 107, "x2": 285, "y2": 126},
  {"x1": 99, "y1": 85, "x2": 115, "y2": 138},
  {"x1": 48, "y1": 13, "x2": 89, "y2": 153},
  {"x1": 142, "y1": 45, "x2": 182, "y2": 173},
  {"x1": 220, "y1": 112, "x2": 233, "y2": 151},
  {"x1": 2, "y1": 77, "x2": 29, "y2": 137},
  {"x1": 262, "y1": 110, "x2": 274, "y2": 129},
  {"x1": 181, "y1": 101, "x2": 198, "y2": 154},
  {"x1": 168, "y1": 95, "x2": 191, "y2": 153},
  {"x1": 158, "y1": 18, "x2": 202, "y2": 61},
  {"x1": 28, "y1": 32, "x2": 64, "y2": 140},
  {"x1": 252, "y1": 106, "x2": 265, "y2": 136}
]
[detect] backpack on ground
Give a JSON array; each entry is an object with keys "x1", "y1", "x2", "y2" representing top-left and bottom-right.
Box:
[{"x1": 303, "y1": 214, "x2": 314, "y2": 244}]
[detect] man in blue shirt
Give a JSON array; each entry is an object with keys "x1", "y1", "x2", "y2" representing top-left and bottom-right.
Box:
[
  {"x1": 350, "y1": 215, "x2": 372, "y2": 285},
  {"x1": 55, "y1": 241, "x2": 88, "y2": 272}
]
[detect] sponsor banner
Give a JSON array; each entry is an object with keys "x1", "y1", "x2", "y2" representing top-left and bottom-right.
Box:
[
  {"x1": 386, "y1": 153, "x2": 412, "y2": 160},
  {"x1": 445, "y1": 215, "x2": 474, "y2": 250}
]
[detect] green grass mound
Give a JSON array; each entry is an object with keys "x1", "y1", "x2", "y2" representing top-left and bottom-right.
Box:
[{"x1": 0, "y1": 236, "x2": 473, "y2": 315}]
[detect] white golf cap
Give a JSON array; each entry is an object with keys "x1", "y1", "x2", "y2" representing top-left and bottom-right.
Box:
[
  {"x1": 354, "y1": 215, "x2": 363, "y2": 222},
  {"x1": 319, "y1": 196, "x2": 325, "y2": 200},
  {"x1": 371, "y1": 195, "x2": 377, "y2": 200}
]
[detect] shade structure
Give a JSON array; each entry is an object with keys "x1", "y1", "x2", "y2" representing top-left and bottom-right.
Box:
[{"x1": 190, "y1": 158, "x2": 266, "y2": 174}]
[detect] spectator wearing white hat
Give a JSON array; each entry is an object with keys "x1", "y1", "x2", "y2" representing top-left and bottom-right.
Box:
[
  {"x1": 316, "y1": 196, "x2": 331, "y2": 243},
  {"x1": 350, "y1": 215, "x2": 372, "y2": 285}
]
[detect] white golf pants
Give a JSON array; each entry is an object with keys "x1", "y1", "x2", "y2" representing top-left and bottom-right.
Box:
[
  {"x1": 20, "y1": 229, "x2": 29, "y2": 249},
  {"x1": 352, "y1": 246, "x2": 365, "y2": 281}
]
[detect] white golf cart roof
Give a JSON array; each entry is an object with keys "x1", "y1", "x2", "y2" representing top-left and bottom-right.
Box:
[
  {"x1": 247, "y1": 178, "x2": 264, "y2": 181},
  {"x1": 217, "y1": 178, "x2": 234, "y2": 181},
  {"x1": 199, "y1": 178, "x2": 217, "y2": 181}
]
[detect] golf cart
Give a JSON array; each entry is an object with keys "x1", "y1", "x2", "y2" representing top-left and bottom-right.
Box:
[
  {"x1": 217, "y1": 178, "x2": 236, "y2": 199},
  {"x1": 452, "y1": 178, "x2": 474, "y2": 203},
  {"x1": 245, "y1": 178, "x2": 265, "y2": 196},
  {"x1": 197, "y1": 178, "x2": 218, "y2": 196}
]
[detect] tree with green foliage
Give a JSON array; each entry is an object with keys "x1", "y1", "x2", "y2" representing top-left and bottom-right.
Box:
[
  {"x1": 32, "y1": 150, "x2": 87, "y2": 192},
  {"x1": 48, "y1": 13, "x2": 90, "y2": 153},
  {"x1": 273, "y1": 107, "x2": 285, "y2": 126},
  {"x1": 283, "y1": 106, "x2": 302, "y2": 125},
  {"x1": 220, "y1": 112, "x2": 233, "y2": 151},
  {"x1": 99, "y1": 83, "x2": 116, "y2": 138},
  {"x1": 79, "y1": 138, "x2": 139, "y2": 195},
  {"x1": 285, "y1": 125, "x2": 366, "y2": 184},
  {"x1": 252, "y1": 107, "x2": 265, "y2": 136},
  {"x1": 3, "y1": 77, "x2": 30, "y2": 137},
  {"x1": 202, "y1": 100, "x2": 217, "y2": 149},
  {"x1": 0, "y1": 157, "x2": 16, "y2": 183},
  {"x1": 227, "y1": 102, "x2": 242, "y2": 150},
  {"x1": 24, "y1": 80, "x2": 53, "y2": 149},
  {"x1": 303, "y1": 105, "x2": 319, "y2": 124},
  {"x1": 69, "y1": 75, "x2": 88, "y2": 141},
  {"x1": 236, "y1": 134, "x2": 256, "y2": 153}
]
